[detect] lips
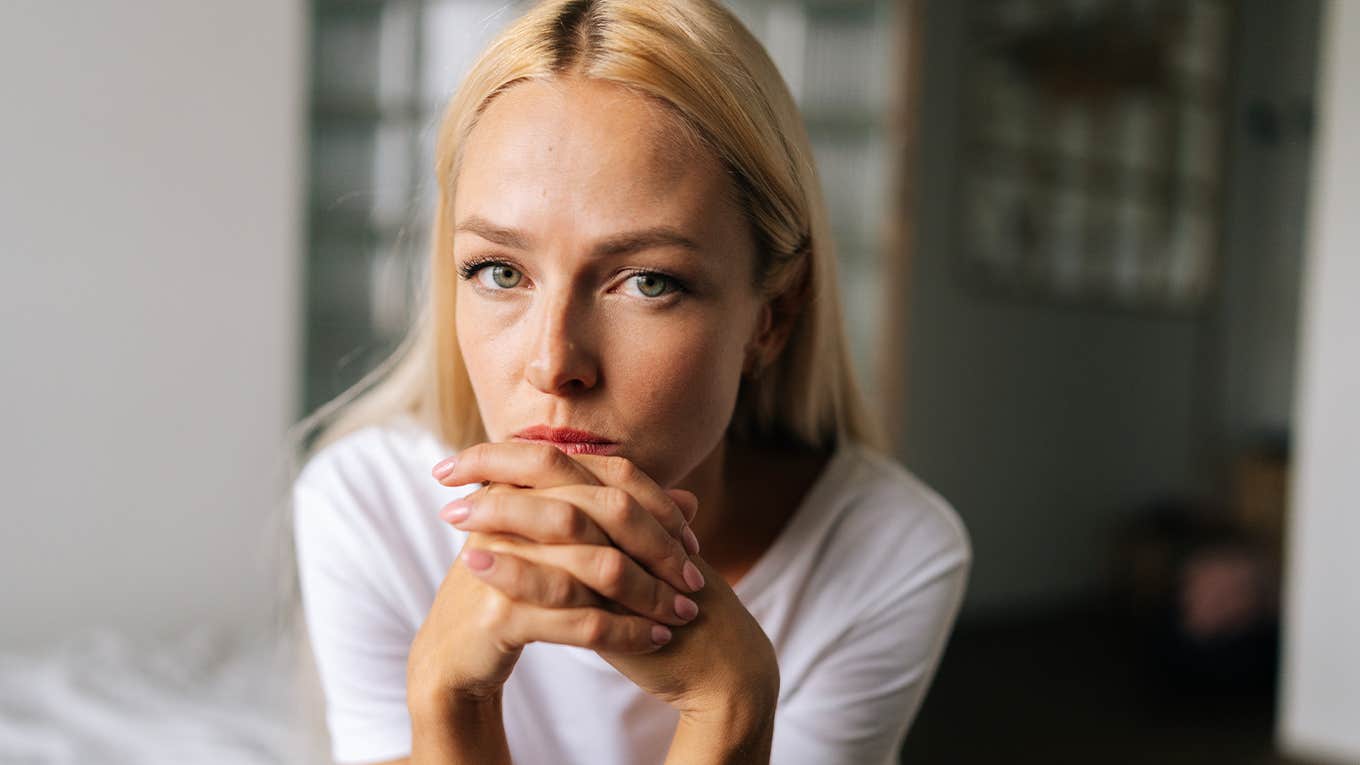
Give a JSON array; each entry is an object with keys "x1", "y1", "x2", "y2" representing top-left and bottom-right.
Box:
[{"x1": 512, "y1": 426, "x2": 621, "y2": 456}]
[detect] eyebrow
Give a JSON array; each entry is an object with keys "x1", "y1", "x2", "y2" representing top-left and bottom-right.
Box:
[{"x1": 455, "y1": 215, "x2": 702, "y2": 258}]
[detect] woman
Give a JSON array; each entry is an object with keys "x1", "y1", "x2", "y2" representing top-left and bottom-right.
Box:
[{"x1": 291, "y1": 0, "x2": 970, "y2": 762}]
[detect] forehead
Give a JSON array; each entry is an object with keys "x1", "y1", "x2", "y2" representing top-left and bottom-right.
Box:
[{"x1": 454, "y1": 77, "x2": 743, "y2": 246}]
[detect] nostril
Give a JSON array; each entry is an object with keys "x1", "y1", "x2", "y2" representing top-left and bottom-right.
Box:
[{"x1": 525, "y1": 359, "x2": 598, "y2": 394}]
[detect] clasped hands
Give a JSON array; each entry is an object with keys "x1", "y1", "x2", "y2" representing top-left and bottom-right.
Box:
[{"x1": 408, "y1": 440, "x2": 779, "y2": 719}]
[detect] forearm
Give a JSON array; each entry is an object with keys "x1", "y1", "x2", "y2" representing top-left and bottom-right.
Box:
[
  {"x1": 664, "y1": 693, "x2": 778, "y2": 765},
  {"x1": 409, "y1": 691, "x2": 513, "y2": 765}
]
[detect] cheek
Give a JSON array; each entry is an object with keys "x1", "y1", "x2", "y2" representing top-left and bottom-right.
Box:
[
  {"x1": 454, "y1": 290, "x2": 520, "y2": 418},
  {"x1": 605, "y1": 313, "x2": 748, "y2": 437}
]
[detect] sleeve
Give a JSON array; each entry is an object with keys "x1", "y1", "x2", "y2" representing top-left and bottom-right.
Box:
[
  {"x1": 770, "y1": 519, "x2": 971, "y2": 765},
  {"x1": 293, "y1": 475, "x2": 417, "y2": 764}
]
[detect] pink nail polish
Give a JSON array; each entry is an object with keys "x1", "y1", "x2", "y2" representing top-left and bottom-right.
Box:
[
  {"x1": 682, "y1": 525, "x2": 701, "y2": 556},
  {"x1": 432, "y1": 457, "x2": 458, "y2": 481},
  {"x1": 682, "y1": 560, "x2": 706, "y2": 592},
  {"x1": 464, "y1": 548, "x2": 494, "y2": 571},
  {"x1": 674, "y1": 594, "x2": 699, "y2": 621},
  {"x1": 440, "y1": 499, "x2": 471, "y2": 524}
]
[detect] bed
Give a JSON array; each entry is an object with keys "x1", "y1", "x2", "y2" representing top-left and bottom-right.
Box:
[{"x1": 0, "y1": 626, "x2": 330, "y2": 764}]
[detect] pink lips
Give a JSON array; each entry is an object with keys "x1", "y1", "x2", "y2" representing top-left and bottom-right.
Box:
[{"x1": 512, "y1": 426, "x2": 621, "y2": 456}]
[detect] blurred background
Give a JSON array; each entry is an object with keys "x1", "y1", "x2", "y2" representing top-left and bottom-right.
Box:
[{"x1": 2, "y1": 0, "x2": 1357, "y2": 763}]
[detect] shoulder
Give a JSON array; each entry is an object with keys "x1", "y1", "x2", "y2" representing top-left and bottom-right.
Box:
[
  {"x1": 813, "y1": 442, "x2": 972, "y2": 602},
  {"x1": 291, "y1": 417, "x2": 476, "y2": 616},
  {"x1": 295, "y1": 416, "x2": 448, "y2": 498},
  {"x1": 291, "y1": 416, "x2": 466, "y2": 548},
  {"x1": 844, "y1": 443, "x2": 969, "y2": 558}
]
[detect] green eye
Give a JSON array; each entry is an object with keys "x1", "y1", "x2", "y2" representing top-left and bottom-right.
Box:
[
  {"x1": 484, "y1": 265, "x2": 521, "y2": 289},
  {"x1": 633, "y1": 273, "x2": 670, "y2": 298}
]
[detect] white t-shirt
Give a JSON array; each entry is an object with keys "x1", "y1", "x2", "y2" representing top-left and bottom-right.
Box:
[{"x1": 293, "y1": 417, "x2": 970, "y2": 765}]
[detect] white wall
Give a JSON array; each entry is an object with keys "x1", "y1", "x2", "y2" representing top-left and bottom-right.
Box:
[
  {"x1": 1279, "y1": 1, "x2": 1360, "y2": 761},
  {"x1": 0, "y1": 2, "x2": 305, "y2": 648}
]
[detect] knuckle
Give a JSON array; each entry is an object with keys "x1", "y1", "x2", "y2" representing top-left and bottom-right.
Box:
[
  {"x1": 604, "y1": 456, "x2": 639, "y2": 485},
  {"x1": 551, "y1": 502, "x2": 587, "y2": 540},
  {"x1": 594, "y1": 548, "x2": 628, "y2": 593},
  {"x1": 580, "y1": 610, "x2": 611, "y2": 645},
  {"x1": 460, "y1": 443, "x2": 488, "y2": 472},
  {"x1": 475, "y1": 492, "x2": 502, "y2": 515},
  {"x1": 476, "y1": 590, "x2": 513, "y2": 630},
  {"x1": 544, "y1": 571, "x2": 577, "y2": 607},
  {"x1": 532, "y1": 443, "x2": 564, "y2": 473},
  {"x1": 600, "y1": 487, "x2": 634, "y2": 525},
  {"x1": 648, "y1": 577, "x2": 671, "y2": 621}
]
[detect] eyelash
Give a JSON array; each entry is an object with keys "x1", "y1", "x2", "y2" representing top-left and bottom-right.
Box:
[
  {"x1": 455, "y1": 256, "x2": 690, "y2": 297},
  {"x1": 455, "y1": 255, "x2": 507, "y2": 282}
]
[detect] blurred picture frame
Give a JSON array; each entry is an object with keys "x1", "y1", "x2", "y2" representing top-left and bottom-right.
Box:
[{"x1": 957, "y1": 0, "x2": 1235, "y2": 313}]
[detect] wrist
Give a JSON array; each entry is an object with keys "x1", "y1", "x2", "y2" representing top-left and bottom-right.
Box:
[
  {"x1": 668, "y1": 681, "x2": 777, "y2": 761},
  {"x1": 408, "y1": 683, "x2": 503, "y2": 727},
  {"x1": 668, "y1": 692, "x2": 777, "y2": 765},
  {"x1": 678, "y1": 683, "x2": 777, "y2": 730},
  {"x1": 675, "y1": 654, "x2": 780, "y2": 721},
  {"x1": 407, "y1": 642, "x2": 507, "y2": 722},
  {"x1": 409, "y1": 689, "x2": 511, "y2": 765}
]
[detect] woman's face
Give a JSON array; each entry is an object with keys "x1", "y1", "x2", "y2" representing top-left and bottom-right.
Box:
[{"x1": 452, "y1": 77, "x2": 770, "y2": 488}]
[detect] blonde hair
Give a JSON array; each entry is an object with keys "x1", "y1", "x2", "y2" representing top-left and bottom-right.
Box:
[{"x1": 293, "y1": 0, "x2": 882, "y2": 466}]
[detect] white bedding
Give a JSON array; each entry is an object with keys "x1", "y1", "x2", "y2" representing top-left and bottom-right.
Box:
[{"x1": 0, "y1": 627, "x2": 329, "y2": 765}]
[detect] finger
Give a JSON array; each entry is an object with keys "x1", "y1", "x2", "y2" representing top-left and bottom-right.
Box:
[
  {"x1": 666, "y1": 489, "x2": 700, "y2": 525},
  {"x1": 440, "y1": 492, "x2": 612, "y2": 547},
  {"x1": 570, "y1": 455, "x2": 695, "y2": 553},
  {"x1": 460, "y1": 547, "x2": 604, "y2": 610},
  {"x1": 667, "y1": 490, "x2": 701, "y2": 555},
  {"x1": 465, "y1": 550, "x2": 677, "y2": 653},
  {"x1": 433, "y1": 441, "x2": 600, "y2": 490},
  {"x1": 477, "y1": 538, "x2": 701, "y2": 627},
  {"x1": 513, "y1": 601, "x2": 674, "y2": 655},
  {"x1": 532, "y1": 484, "x2": 701, "y2": 594}
]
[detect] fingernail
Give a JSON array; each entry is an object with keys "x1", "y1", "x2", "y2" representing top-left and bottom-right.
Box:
[
  {"x1": 651, "y1": 625, "x2": 673, "y2": 645},
  {"x1": 682, "y1": 560, "x2": 706, "y2": 592},
  {"x1": 674, "y1": 594, "x2": 699, "y2": 621},
  {"x1": 440, "y1": 499, "x2": 471, "y2": 524},
  {"x1": 432, "y1": 457, "x2": 458, "y2": 481},
  {"x1": 682, "y1": 524, "x2": 701, "y2": 556},
  {"x1": 464, "y1": 548, "x2": 493, "y2": 571}
]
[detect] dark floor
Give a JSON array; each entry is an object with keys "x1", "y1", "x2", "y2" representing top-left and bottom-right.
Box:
[{"x1": 898, "y1": 604, "x2": 1305, "y2": 765}]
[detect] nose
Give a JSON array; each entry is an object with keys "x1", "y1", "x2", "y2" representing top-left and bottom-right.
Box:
[{"x1": 524, "y1": 290, "x2": 599, "y2": 395}]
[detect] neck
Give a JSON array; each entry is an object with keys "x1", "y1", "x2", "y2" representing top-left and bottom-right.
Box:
[
  {"x1": 673, "y1": 435, "x2": 829, "y2": 585},
  {"x1": 675, "y1": 436, "x2": 735, "y2": 556}
]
